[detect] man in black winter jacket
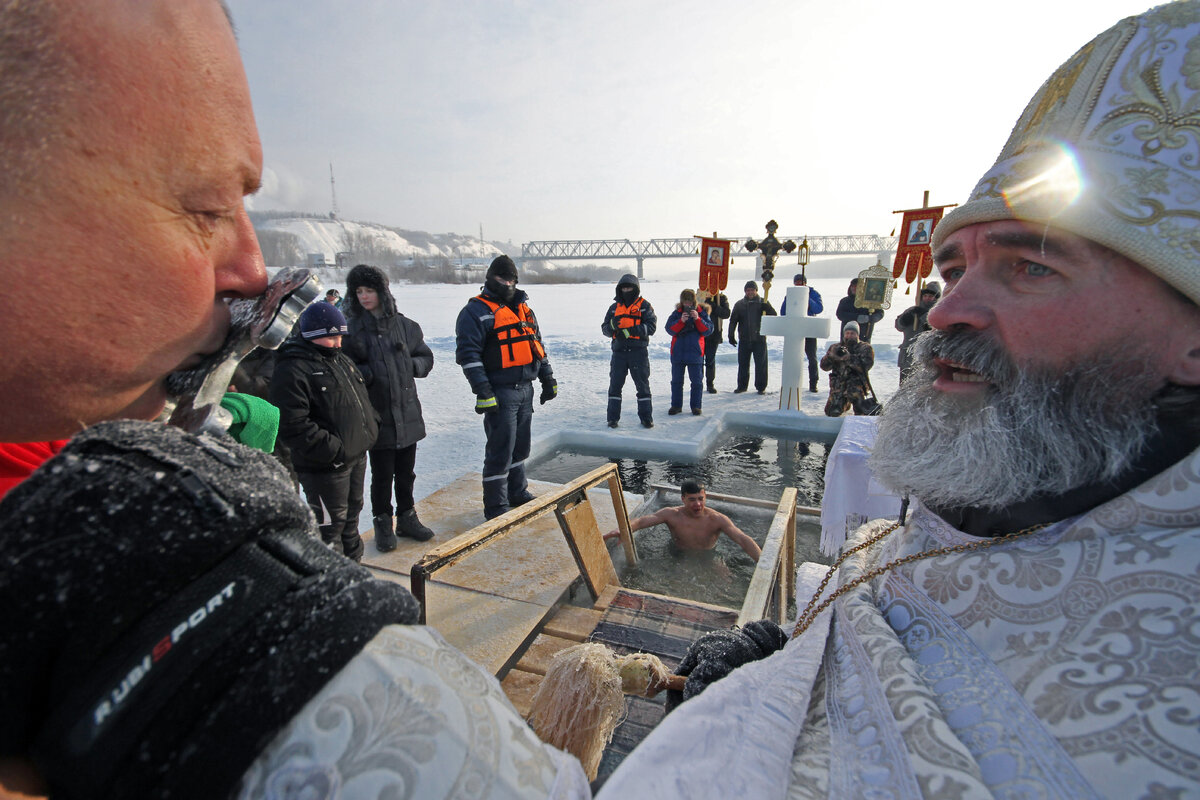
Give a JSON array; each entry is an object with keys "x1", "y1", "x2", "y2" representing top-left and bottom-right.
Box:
[
  {"x1": 270, "y1": 302, "x2": 379, "y2": 562},
  {"x1": 456, "y1": 255, "x2": 557, "y2": 520},
  {"x1": 835, "y1": 278, "x2": 885, "y2": 342},
  {"x1": 602, "y1": 273, "x2": 657, "y2": 428},
  {"x1": 728, "y1": 280, "x2": 777, "y2": 394}
]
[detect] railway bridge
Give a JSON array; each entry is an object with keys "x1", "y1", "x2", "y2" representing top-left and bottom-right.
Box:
[{"x1": 519, "y1": 234, "x2": 899, "y2": 278}]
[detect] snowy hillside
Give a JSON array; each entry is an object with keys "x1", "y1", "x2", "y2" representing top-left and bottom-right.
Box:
[{"x1": 252, "y1": 214, "x2": 514, "y2": 266}]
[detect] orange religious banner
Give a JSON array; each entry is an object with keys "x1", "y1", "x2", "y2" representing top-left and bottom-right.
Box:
[
  {"x1": 698, "y1": 237, "x2": 733, "y2": 293},
  {"x1": 892, "y1": 202, "x2": 954, "y2": 287}
]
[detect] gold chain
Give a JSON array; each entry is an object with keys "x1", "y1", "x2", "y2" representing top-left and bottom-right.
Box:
[{"x1": 791, "y1": 520, "x2": 1049, "y2": 640}]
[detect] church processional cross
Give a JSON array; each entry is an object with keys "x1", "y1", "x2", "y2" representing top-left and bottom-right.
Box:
[{"x1": 744, "y1": 220, "x2": 795, "y2": 301}]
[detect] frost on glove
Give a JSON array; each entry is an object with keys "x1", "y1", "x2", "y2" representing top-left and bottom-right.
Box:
[
  {"x1": 0, "y1": 420, "x2": 419, "y2": 800},
  {"x1": 664, "y1": 620, "x2": 788, "y2": 713}
]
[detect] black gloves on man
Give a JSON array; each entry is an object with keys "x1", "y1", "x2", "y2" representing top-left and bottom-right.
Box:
[{"x1": 539, "y1": 378, "x2": 558, "y2": 405}]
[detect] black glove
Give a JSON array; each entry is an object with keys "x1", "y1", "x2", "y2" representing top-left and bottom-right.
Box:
[
  {"x1": 539, "y1": 378, "x2": 558, "y2": 405},
  {"x1": 665, "y1": 620, "x2": 788, "y2": 713},
  {"x1": 475, "y1": 394, "x2": 498, "y2": 414},
  {"x1": 0, "y1": 421, "x2": 419, "y2": 799},
  {"x1": 728, "y1": 335, "x2": 737, "y2": 346}
]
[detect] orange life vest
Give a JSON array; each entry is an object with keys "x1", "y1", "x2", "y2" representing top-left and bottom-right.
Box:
[
  {"x1": 612, "y1": 297, "x2": 646, "y2": 339},
  {"x1": 476, "y1": 294, "x2": 546, "y2": 370}
]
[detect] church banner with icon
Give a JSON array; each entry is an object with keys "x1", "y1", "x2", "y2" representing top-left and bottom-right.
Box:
[
  {"x1": 699, "y1": 237, "x2": 733, "y2": 293},
  {"x1": 892, "y1": 206, "x2": 951, "y2": 287}
]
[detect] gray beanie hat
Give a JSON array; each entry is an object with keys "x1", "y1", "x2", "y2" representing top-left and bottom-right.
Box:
[
  {"x1": 844, "y1": 320, "x2": 860, "y2": 335},
  {"x1": 933, "y1": 1, "x2": 1200, "y2": 305}
]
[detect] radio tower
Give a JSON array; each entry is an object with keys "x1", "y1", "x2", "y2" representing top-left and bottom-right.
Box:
[{"x1": 329, "y1": 162, "x2": 340, "y2": 220}]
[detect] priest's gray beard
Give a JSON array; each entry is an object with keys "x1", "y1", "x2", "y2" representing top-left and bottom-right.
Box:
[{"x1": 869, "y1": 329, "x2": 1162, "y2": 511}]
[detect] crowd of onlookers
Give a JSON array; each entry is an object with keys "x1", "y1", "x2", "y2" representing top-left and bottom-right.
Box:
[{"x1": 248, "y1": 262, "x2": 950, "y2": 563}]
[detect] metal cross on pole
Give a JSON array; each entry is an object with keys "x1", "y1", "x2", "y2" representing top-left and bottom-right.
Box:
[{"x1": 744, "y1": 219, "x2": 796, "y2": 301}]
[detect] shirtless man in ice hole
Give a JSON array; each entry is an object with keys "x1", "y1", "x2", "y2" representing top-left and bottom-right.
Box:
[{"x1": 605, "y1": 480, "x2": 762, "y2": 562}]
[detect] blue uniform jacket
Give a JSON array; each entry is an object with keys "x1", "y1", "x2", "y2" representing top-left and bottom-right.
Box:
[{"x1": 455, "y1": 287, "x2": 553, "y2": 395}]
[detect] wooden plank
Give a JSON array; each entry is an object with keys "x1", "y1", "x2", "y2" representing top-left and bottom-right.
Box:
[
  {"x1": 422, "y1": 582, "x2": 549, "y2": 676},
  {"x1": 515, "y1": 632, "x2": 580, "y2": 676},
  {"x1": 739, "y1": 488, "x2": 798, "y2": 627},
  {"x1": 594, "y1": 584, "x2": 623, "y2": 611},
  {"x1": 605, "y1": 586, "x2": 738, "y2": 616},
  {"x1": 607, "y1": 472, "x2": 638, "y2": 566},
  {"x1": 559, "y1": 497, "x2": 620, "y2": 599},
  {"x1": 543, "y1": 606, "x2": 603, "y2": 641},
  {"x1": 648, "y1": 482, "x2": 779, "y2": 509},
  {"x1": 500, "y1": 668, "x2": 543, "y2": 718}
]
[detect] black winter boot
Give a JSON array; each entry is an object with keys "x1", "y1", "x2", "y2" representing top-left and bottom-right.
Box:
[
  {"x1": 341, "y1": 533, "x2": 364, "y2": 562},
  {"x1": 396, "y1": 508, "x2": 434, "y2": 541},
  {"x1": 373, "y1": 513, "x2": 398, "y2": 552}
]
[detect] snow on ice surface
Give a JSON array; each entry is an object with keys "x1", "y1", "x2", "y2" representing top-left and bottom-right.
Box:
[{"x1": 313, "y1": 276, "x2": 909, "y2": 512}]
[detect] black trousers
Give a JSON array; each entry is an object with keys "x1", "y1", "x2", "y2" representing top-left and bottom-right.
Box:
[
  {"x1": 368, "y1": 443, "x2": 418, "y2": 518},
  {"x1": 297, "y1": 455, "x2": 366, "y2": 547},
  {"x1": 736, "y1": 339, "x2": 769, "y2": 392},
  {"x1": 704, "y1": 332, "x2": 721, "y2": 388},
  {"x1": 607, "y1": 348, "x2": 653, "y2": 424},
  {"x1": 805, "y1": 337, "x2": 818, "y2": 390}
]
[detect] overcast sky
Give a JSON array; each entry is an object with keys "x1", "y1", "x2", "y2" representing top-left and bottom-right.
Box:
[{"x1": 228, "y1": 0, "x2": 1154, "y2": 244}]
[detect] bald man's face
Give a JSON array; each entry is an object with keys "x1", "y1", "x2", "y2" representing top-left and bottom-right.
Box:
[{"x1": 0, "y1": 1, "x2": 267, "y2": 439}]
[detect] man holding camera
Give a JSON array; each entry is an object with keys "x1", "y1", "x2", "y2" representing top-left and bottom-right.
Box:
[{"x1": 820, "y1": 320, "x2": 876, "y2": 416}]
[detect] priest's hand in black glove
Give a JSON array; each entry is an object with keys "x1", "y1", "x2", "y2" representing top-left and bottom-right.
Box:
[{"x1": 664, "y1": 619, "x2": 788, "y2": 713}]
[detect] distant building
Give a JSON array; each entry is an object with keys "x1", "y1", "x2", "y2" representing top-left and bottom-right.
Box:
[{"x1": 306, "y1": 252, "x2": 329, "y2": 268}]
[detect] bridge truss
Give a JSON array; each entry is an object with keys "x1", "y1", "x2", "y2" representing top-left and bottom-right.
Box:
[{"x1": 520, "y1": 234, "x2": 900, "y2": 277}]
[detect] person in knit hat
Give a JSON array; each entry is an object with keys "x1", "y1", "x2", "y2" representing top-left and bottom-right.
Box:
[
  {"x1": 602, "y1": 4, "x2": 1200, "y2": 797},
  {"x1": 601, "y1": 273, "x2": 657, "y2": 428},
  {"x1": 343, "y1": 264, "x2": 435, "y2": 549},
  {"x1": 269, "y1": 301, "x2": 378, "y2": 562},
  {"x1": 665, "y1": 288, "x2": 712, "y2": 415},
  {"x1": 727, "y1": 280, "x2": 777, "y2": 394},
  {"x1": 892, "y1": 280, "x2": 941, "y2": 384},
  {"x1": 819, "y1": 319, "x2": 876, "y2": 416},
  {"x1": 455, "y1": 255, "x2": 558, "y2": 519}
]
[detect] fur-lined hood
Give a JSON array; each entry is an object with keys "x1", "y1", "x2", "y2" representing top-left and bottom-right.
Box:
[{"x1": 343, "y1": 264, "x2": 398, "y2": 317}]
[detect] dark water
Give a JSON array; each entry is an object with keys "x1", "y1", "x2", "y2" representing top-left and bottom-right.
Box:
[
  {"x1": 529, "y1": 434, "x2": 833, "y2": 607},
  {"x1": 530, "y1": 433, "x2": 830, "y2": 506}
]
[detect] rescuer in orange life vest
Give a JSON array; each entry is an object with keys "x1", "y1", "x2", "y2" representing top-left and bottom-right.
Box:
[
  {"x1": 455, "y1": 255, "x2": 558, "y2": 519},
  {"x1": 601, "y1": 273, "x2": 658, "y2": 429}
]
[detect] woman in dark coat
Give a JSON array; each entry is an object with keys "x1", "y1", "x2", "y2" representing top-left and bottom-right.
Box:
[{"x1": 343, "y1": 265, "x2": 435, "y2": 550}]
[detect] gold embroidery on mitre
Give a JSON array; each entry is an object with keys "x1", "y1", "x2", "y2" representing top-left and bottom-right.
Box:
[
  {"x1": 1091, "y1": 57, "x2": 1200, "y2": 166},
  {"x1": 1003, "y1": 21, "x2": 1134, "y2": 160},
  {"x1": 1023, "y1": 44, "x2": 1095, "y2": 138}
]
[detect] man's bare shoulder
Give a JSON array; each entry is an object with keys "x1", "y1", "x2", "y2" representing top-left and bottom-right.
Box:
[{"x1": 704, "y1": 508, "x2": 735, "y2": 528}]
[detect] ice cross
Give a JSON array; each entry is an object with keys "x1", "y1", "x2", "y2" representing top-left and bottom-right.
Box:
[{"x1": 760, "y1": 286, "x2": 830, "y2": 410}]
